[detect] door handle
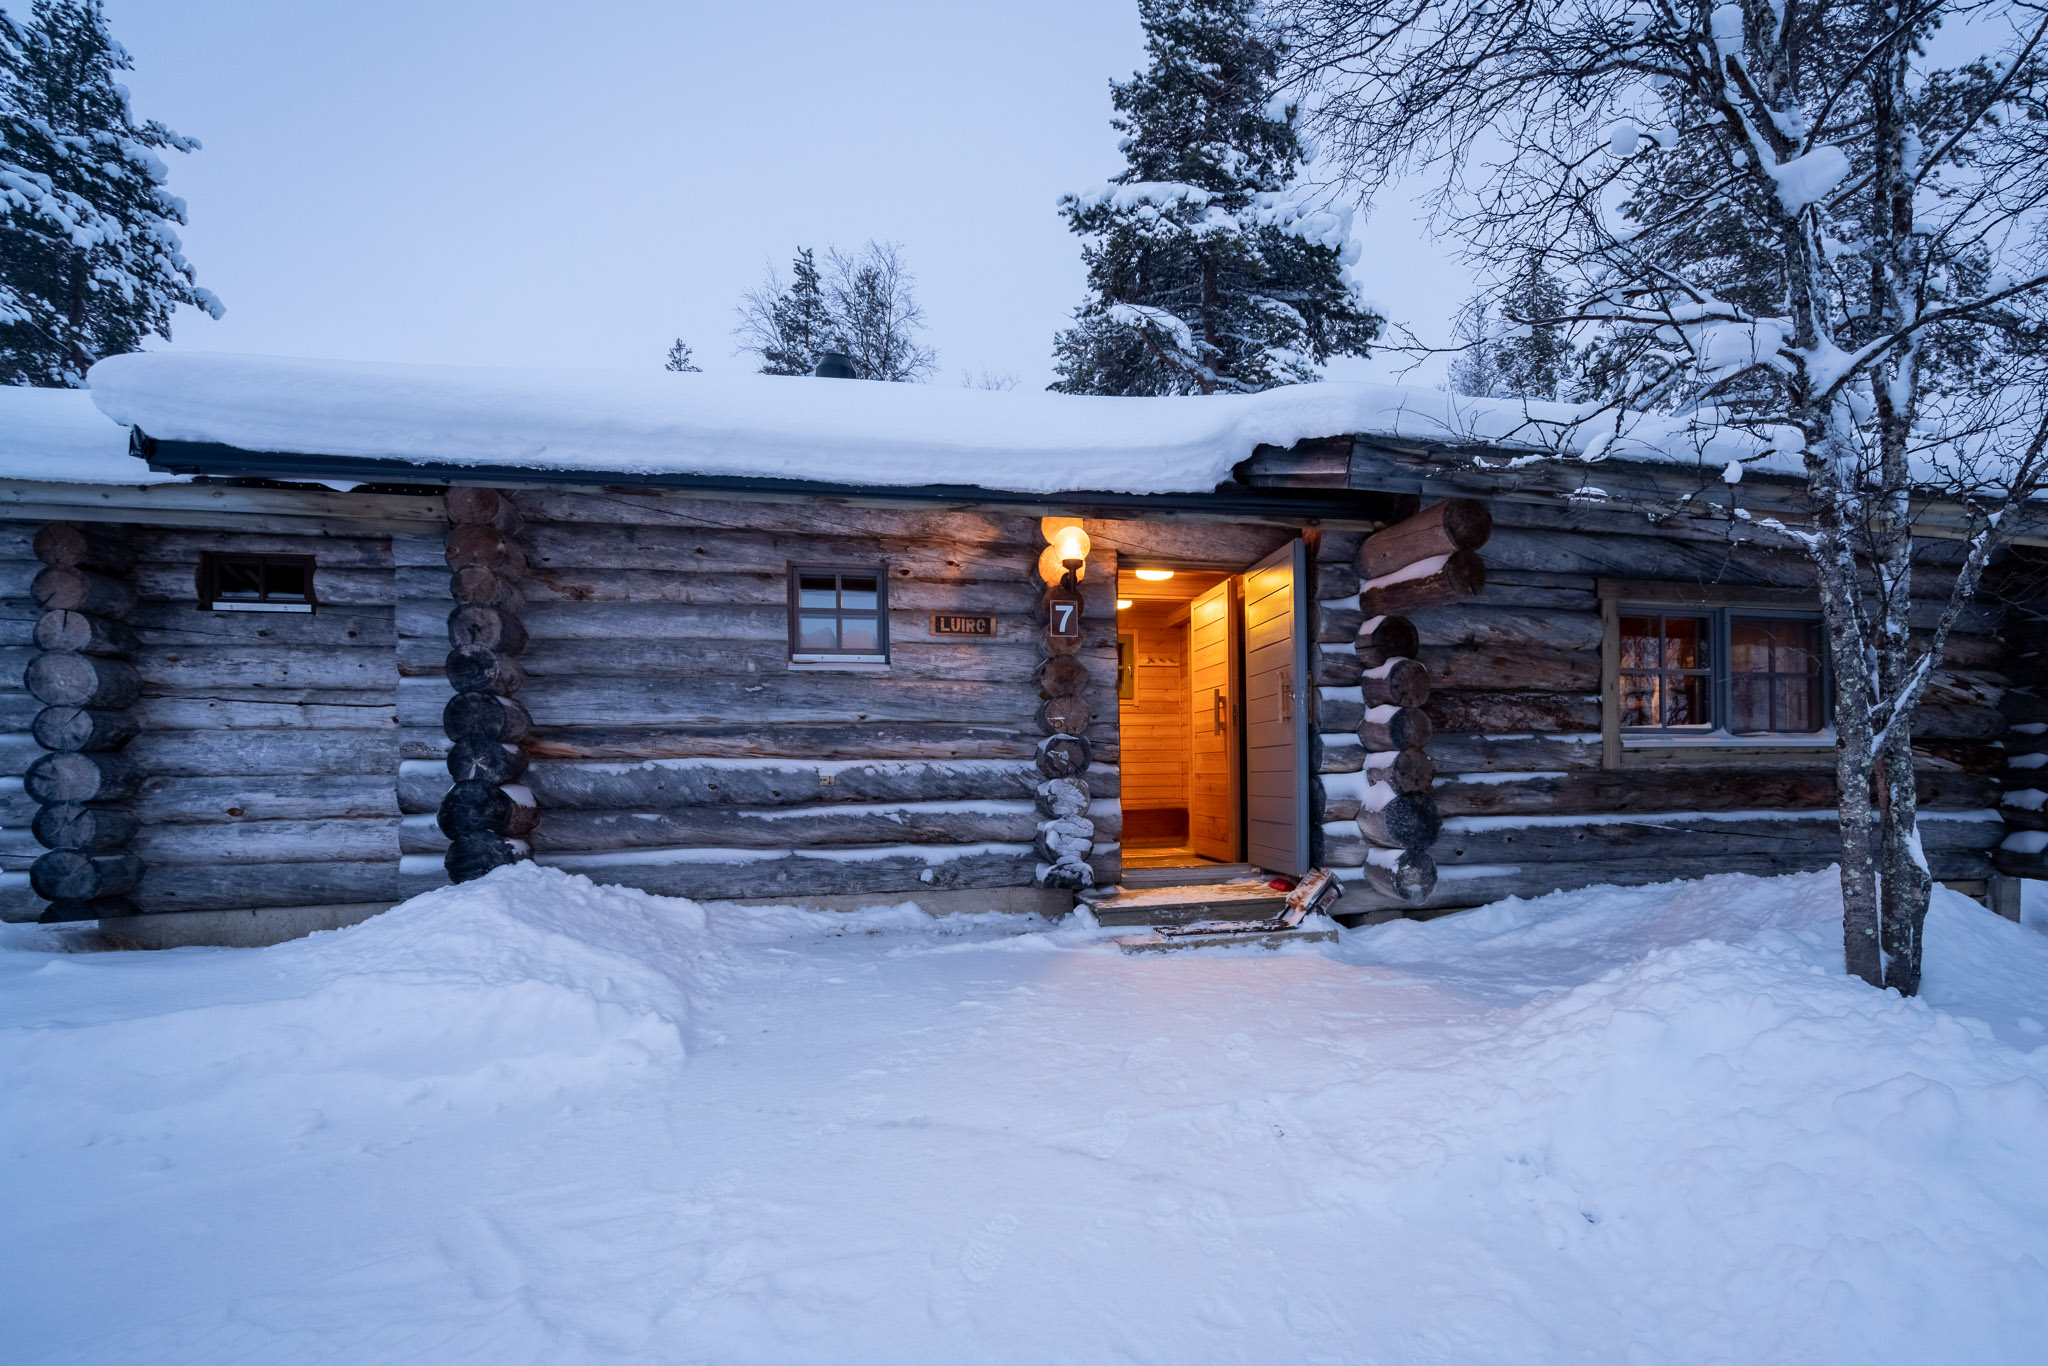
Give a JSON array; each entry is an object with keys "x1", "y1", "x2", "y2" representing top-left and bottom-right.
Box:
[
  {"x1": 1213, "y1": 688, "x2": 1227, "y2": 734},
  {"x1": 1281, "y1": 677, "x2": 1295, "y2": 722}
]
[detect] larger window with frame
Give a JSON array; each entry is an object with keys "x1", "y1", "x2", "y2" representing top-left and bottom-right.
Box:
[
  {"x1": 787, "y1": 565, "x2": 889, "y2": 663},
  {"x1": 1618, "y1": 609, "x2": 1826, "y2": 735}
]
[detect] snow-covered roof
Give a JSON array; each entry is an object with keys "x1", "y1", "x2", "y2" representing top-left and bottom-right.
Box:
[
  {"x1": 83, "y1": 352, "x2": 1586, "y2": 496},
  {"x1": 0, "y1": 383, "x2": 179, "y2": 485}
]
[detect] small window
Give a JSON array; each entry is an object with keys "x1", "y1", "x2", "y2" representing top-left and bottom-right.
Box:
[
  {"x1": 198, "y1": 552, "x2": 316, "y2": 613},
  {"x1": 788, "y1": 565, "x2": 888, "y2": 662}
]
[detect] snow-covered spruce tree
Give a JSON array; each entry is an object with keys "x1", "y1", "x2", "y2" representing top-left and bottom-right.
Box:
[
  {"x1": 663, "y1": 339, "x2": 700, "y2": 372},
  {"x1": 1052, "y1": 0, "x2": 1380, "y2": 395},
  {"x1": 1446, "y1": 254, "x2": 1577, "y2": 401},
  {"x1": 0, "y1": 0, "x2": 221, "y2": 387},
  {"x1": 735, "y1": 247, "x2": 838, "y2": 376},
  {"x1": 1279, "y1": 0, "x2": 2048, "y2": 993}
]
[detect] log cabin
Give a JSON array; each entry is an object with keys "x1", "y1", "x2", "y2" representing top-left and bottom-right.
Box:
[{"x1": 1, "y1": 353, "x2": 2042, "y2": 947}]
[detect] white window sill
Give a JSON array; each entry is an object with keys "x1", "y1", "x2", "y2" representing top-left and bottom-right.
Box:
[
  {"x1": 789, "y1": 656, "x2": 890, "y2": 672},
  {"x1": 207, "y1": 601, "x2": 314, "y2": 614}
]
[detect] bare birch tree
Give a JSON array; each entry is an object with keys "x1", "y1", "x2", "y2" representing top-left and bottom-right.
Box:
[{"x1": 1275, "y1": 0, "x2": 2048, "y2": 992}]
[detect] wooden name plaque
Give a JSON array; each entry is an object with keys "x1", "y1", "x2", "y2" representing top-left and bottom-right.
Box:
[{"x1": 930, "y1": 612, "x2": 997, "y2": 637}]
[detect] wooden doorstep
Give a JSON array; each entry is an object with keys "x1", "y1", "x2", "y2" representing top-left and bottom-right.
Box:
[{"x1": 1115, "y1": 924, "x2": 1338, "y2": 954}]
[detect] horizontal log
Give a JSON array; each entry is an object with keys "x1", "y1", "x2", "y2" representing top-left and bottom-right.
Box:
[
  {"x1": 1366, "y1": 748, "x2": 1435, "y2": 795},
  {"x1": 133, "y1": 694, "x2": 398, "y2": 732},
  {"x1": 1434, "y1": 813, "x2": 2003, "y2": 865},
  {"x1": 499, "y1": 635, "x2": 1062, "y2": 686},
  {"x1": 38, "y1": 896, "x2": 137, "y2": 924},
  {"x1": 128, "y1": 645, "x2": 395, "y2": 692},
  {"x1": 1317, "y1": 650, "x2": 1363, "y2": 687},
  {"x1": 1317, "y1": 690, "x2": 1362, "y2": 734},
  {"x1": 134, "y1": 858, "x2": 400, "y2": 913},
  {"x1": 134, "y1": 774, "x2": 399, "y2": 824},
  {"x1": 404, "y1": 755, "x2": 1054, "y2": 814},
  {"x1": 32, "y1": 705, "x2": 139, "y2": 753},
  {"x1": 446, "y1": 487, "x2": 524, "y2": 534},
  {"x1": 1363, "y1": 850, "x2": 1437, "y2": 904},
  {"x1": 1315, "y1": 563, "x2": 1362, "y2": 599},
  {"x1": 519, "y1": 802, "x2": 1045, "y2": 854},
  {"x1": 1362, "y1": 658, "x2": 1430, "y2": 709},
  {"x1": 1910, "y1": 703, "x2": 2005, "y2": 741},
  {"x1": 1319, "y1": 602, "x2": 1363, "y2": 645},
  {"x1": 31, "y1": 850, "x2": 143, "y2": 902},
  {"x1": 446, "y1": 646, "x2": 525, "y2": 696},
  {"x1": 1426, "y1": 691, "x2": 1602, "y2": 734},
  {"x1": 1354, "y1": 615, "x2": 1419, "y2": 668},
  {"x1": 1407, "y1": 603, "x2": 1604, "y2": 652},
  {"x1": 34, "y1": 522, "x2": 136, "y2": 574},
  {"x1": 1429, "y1": 734, "x2": 1603, "y2": 774},
  {"x1": 124, "y1": 729, "x2": 396, "y2": 777},
  {"x1": 1357, "y1": 499, "x2": 1492, "y2": 579},
  {"x1": 1483, "y1": 526, "x2": 1817, "y2": 586},
  {"x1": 446, "y1": 735, "x2": 529, "y2": 784},
  {"x1": 442, "y1": 674, "x2": 1053, "y2": 730},
  {"x1": 534, "y1": 845, "x2": 1042, "y2": 898},
  {"x1": 129, "y1": 527, "x2": 394, "y2": 570},
  {"x1": 1417, "y1": 644, "x2": 1600, "y2": 693},
  {"x1": 445, "y1": 690, "x2": 532, "y2": 742},
  {"x1": 516, "y1": 489, "x2": 1036, "y2": 541},
  {"x1": 1912, "y1": 740, "x2": 2005, "y2": 773},
  {"x1": 34, "y1": 609, "x2": 138, "y2": 657},
  {"x1": 1361, "y1": 550, "x2": 1487, "y2": 617},
  {"x1": 1474, "y1": 571, "x2": 1599, "y2": 611},
  {"x1": 449, "y1": 564, "x2": 523, "y2": 609},
  {"x1": 448, "y1": 604, "x2": 528, "y2": 655},
  {"x1": 1434, "y1": 767, "x2": 1995, "y2": 817},
  {"x1": 33, "y1": 803, "x2": 139, "y2": 852},
  {"x1": 445, "y1": 523, "x2": 527, "y2": 577},
  {"x1": 1409, "y1": 852, "x2": 1994, "y2": 910},
  {"x1": 31, "y1": 565, "x2": 135, "y2": 619},
  {"x1": 127, "y1": 602, "x2": 395, "y2": 647},
  {"x1": 517, "y1": 722, "x2": 1047, "y2": 763},
  {"x1": 1358, "y1": 706, "x2": 1434, "y2": 752},
  {"x1": 25, "y1": 653, "x2": 141, "y2": 709},
  {"x1": 26, "y1": 751, "x2": 142, "y2": 804},
  {"x1": 132, "y1": 817, "x2": 398, "y2": 865},
  {"x1": 1357, "y1": 791, "x2": 1443, "y2": 851}
]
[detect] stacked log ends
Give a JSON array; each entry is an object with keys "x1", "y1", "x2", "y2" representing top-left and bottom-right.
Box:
[
  {"x1": 1348, "y1": 500, "x2": 1493, "y2": 906},
  {"x1": 26, "y1": 523, "x2": 143, "y2": 922},
  {"x1": 440, "y1": 490, "x2": 534, "y2": 882},
  {"x1": 1035, "y1": 568, "x2": 1096, "y2": 890}
]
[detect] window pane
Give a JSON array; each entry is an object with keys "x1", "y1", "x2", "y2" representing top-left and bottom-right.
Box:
[
  {"x1": 1620, "y1": 672, "x2": 1659, "y2": 726},
  {"x1": 798, "y1": 574, "x2": 837, "y2": 609},
  {"x1": 216, "y1": 561, "x2": 263, "y2": 598},
  {"x1": 797, "y1": 616, "x2": 839, "y2": 650},
  {"x1": 839, "y1": 618, "x2": 879, "y2": 653},
  {"x1": 1667, "y1": 672, "x2": 1710, "y2": 726},
  {"x1": 1619, "y1": 616, "x2": 1659, "y2": 670},
  {"x1": 263, "y1": 563, "x2": 308, "y2": 600},
  {"x1": 1774, "y1": 675, "x2": 1822, "y2": 731},
  {"x1": 1730, "y1": 675, "x2": 1769, "y2": 732},
  {"x1": 838, "y1": 575, "x2": 878, "y2": 611},
  {"x1": 1729, "y1": 617, "x2": 1769, "y2": 674},
  {"x1": 1664, "y1": 616, "x2": 1706, "y2": 670}
]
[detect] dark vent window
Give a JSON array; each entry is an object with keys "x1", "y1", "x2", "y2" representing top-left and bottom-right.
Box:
[
  {"x1": 788, "y1": 565, "x2": 888, "y2": 662},
  {"x1": 199, "y1": 552, "x2": 316, "y2": 613}
]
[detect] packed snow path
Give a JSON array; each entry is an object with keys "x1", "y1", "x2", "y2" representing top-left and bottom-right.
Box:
[{"x1": 5, "y1": 866, "x2": 2047, "y2": 1365}]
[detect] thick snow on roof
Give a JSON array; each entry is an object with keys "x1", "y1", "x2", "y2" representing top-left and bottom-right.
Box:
[
  {"x1": 85, "y1": 351, "x2": 1585, "y2": 495},
  {"x1": 0, "y1": 383, "x2": 176, "y2": 485}
]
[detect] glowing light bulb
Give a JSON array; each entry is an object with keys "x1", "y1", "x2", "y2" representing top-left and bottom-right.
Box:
[
  {"x1": 1116, "y1": 599, "x2": 1132, "y2": 610},
  {"x1": 1052, "y1": 524, "x2": 1091, "y2": 566},
  {"x1": 1133, "y1": 568, "x2": 1174, "y2": 581}
]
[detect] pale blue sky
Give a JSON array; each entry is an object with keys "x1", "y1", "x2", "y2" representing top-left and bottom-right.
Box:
[{"x1": 85, "y1": 0, "x2": 1465, "y2": 388}]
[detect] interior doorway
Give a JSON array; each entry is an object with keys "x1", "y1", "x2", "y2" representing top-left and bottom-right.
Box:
[{"x1": 1113, "y1": 539, "x2": 1311, "y2": 878}]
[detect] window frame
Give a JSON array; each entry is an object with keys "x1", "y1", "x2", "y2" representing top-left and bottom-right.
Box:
[
  {"x1": 197, "y1": 551, "x2": 317, "y2": 614},
  {"x1": 1599, "y1": 580, "x2": 1831, "y2": 769},
  {"x1": 786, "y1": 563, "x2": 890, "y2": 665}
]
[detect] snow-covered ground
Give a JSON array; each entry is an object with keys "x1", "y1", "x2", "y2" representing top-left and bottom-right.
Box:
[{"x1": 4, "y1": 866, "x2": 2046, "y2": 1365}]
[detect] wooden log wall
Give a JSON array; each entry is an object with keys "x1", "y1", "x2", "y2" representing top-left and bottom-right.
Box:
[
  {"x1": 1988, "y1": 576, "x2": 2048, "y2": 880},
  {"x1": 396, "y1": 491, "x2": 1124, "y2": 903},
  {"x1": 1322, "y1": 500, "x2": 2009, "y2": 910},
  {"x1": 1, "y1": 521, "x2": 402, "y2": 925},
  {"x1": 1035, "y1": 531, "x2": 1097, "y2": 889}
]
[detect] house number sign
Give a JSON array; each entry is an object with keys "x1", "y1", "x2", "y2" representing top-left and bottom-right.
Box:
[{"x1": 930, "y1": 612, "x2": 997, "y2": 637}]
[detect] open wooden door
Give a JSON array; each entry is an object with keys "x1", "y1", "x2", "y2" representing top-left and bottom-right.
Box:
[
  {"x1": 1186, "y1": 576, "x2": 1241, "y2": 862},
  {"x1": 1242, "y1": 539, "x2": 1312, "y2": 877}
]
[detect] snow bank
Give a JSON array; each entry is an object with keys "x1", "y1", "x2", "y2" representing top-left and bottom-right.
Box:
[
  {"x1": 3, "y1": 864, "x2": 2045, "y2": 1364},
  {"x1": 0, "y1": 383, "x2": 178, "y2": 485},
  {"x1": 84, "y1": 350, "x2": 1583, "y2": 495}
]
